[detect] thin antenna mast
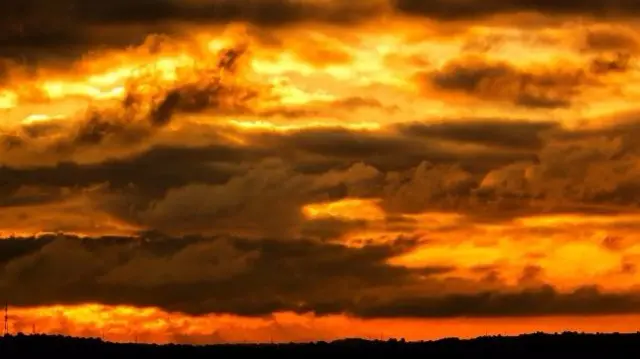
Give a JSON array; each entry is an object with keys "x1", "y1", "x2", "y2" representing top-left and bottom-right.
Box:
[{"x1": 3, "y1": 302, "x2": 8, "y2": 336}]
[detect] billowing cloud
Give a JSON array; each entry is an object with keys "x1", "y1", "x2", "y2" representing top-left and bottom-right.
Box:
[
  {"x1": 4, "y1": 116, "x2": 640, "y2": 232},
  {"x1": 3, "y1": 234, "x2": 639, "y2": 319},
  {"x1": 418, "y1": 57, "x2": 593, "y2": 109},
  {"x1": 0, "y1": 235, "x2": 424, "y2": 314}
]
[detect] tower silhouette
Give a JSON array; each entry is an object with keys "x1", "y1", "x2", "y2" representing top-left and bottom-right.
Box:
[{"x1": 3, "y1": 302, "x2": 8, "y2": 336}]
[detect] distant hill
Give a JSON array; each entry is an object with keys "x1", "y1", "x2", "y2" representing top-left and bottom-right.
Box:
[{"x1": 1, "y1": 332, "x2": 640, "y2": 358}]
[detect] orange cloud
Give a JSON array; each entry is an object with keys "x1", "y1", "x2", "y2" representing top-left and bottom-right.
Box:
[{"x1": 3, "y1": 3, "x2": 640, "y2": 344}]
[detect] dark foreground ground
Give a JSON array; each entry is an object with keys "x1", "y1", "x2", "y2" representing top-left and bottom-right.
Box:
[{"x1": 1, "y1": 332, "x2": 640, "y2": 358}]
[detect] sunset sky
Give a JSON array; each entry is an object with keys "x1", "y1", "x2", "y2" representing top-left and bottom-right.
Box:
[{"x1": 2, "y1": 0, "x2": 640, "y2": 344}]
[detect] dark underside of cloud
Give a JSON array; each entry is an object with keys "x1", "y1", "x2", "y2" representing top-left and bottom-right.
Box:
[
  {"x1": 4, "y1": 114, "x2": 640, "y2": 236},
  {"x1": 394, "y1": 0, "x2": 640, "y2": 20},
  {"x1": 4, "y1": 0, "x2": 640, "y2": 62},
  {"x1": 413, "y1": 53, "x2": 630, "y2": 110},
  {"x1": 0, "y1": 0, "x2": 379, "y2": 61},
  {"x1": 0, "y1": 234, "x2": 638, "y2": 318}
]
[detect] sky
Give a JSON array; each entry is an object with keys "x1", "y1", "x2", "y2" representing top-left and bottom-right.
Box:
[{"x1": 1, "y1": 0, "x2": 640, "y2": 344}]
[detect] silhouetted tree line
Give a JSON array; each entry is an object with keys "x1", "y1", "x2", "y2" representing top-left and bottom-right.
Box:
[{"x1": 1, "y1": 332, "x2": 640, "y2": 358}]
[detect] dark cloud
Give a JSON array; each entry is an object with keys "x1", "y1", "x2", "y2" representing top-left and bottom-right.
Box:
[
  {"x1": 381, "y1": 161, "x2": 478, "y2": 215},
  {"x1": 1, "y1": 136, "x2": 383, "y2": 238},
  {"x1": 398, "y1": 120, "x2": 559, "y2": 150},
  {"x1": 350, "y1": 286, "x2": 640, "y2": 318},
  {"x1": 583, "y1": 27, "x2": 640, "y2": 53},
  {"x1": 0, "y1": 237, "x2": 52, "y2": 265},
  {"x1": 272, "y1": 127, "x2": 429, "y2": 159},
  {"x1": 0, "y1": 0, "x2": 381, "y2": 60},
  {"x1": 0, "y1": 187, "x2": 66, "y2": 209},
  {"x1": 133, "y1": 159, "x2": 380, "y2": 237},
  {"x1": 378, "y1": 115, "x2": 640, "y2": 217},
  {"x1": 0, "y1": 235, "x2": 427, "y2": 315},
  {"x1": 472, "y1": 118, "x2": 640, "y2": 209},
  {"x1": 255, "y1": 127, "x2": 535, "y2": 174},
  {"x1": 393, "y1": 0, "x2": 640, "y2": 20},
  {"x1": 0, "y1": 235, "x2": 637, "y2": 318},
  {"x1": 420, "y1": 57, "x2": 588, "y2": 109},
  {"x1": 75, "y1": 0, "x2": 381, "y2": 27},
  {"x1": 0, "y1": 144, "x2": 261, "y2": 199},
  {"x1": 5, "y1": 115, "x2": 640, "y2": 233}
]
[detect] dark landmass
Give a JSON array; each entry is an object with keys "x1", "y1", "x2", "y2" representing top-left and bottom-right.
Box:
[{"x1": 2, "y1": 332, "x2": 640, "y2": 358}]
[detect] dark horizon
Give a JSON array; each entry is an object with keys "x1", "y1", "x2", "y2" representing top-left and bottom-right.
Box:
[{"x1": 3, "y1": 331, "x2": 640, "y2": 358}]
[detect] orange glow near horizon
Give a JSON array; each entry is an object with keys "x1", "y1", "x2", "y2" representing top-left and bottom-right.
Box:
[{"x1": 7, "y1": 304, "x2": 640, "y2": 344}]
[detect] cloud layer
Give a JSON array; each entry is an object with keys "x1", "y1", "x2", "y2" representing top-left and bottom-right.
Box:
[
  {"x1": 2, "y1": 234, "x2": 639, "y2": 319},
  {"x1": 1, "y1": 0, "x2": 640, "y2": 342}
]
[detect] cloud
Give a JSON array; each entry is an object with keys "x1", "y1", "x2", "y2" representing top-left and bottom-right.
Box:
[
  {"x1": 123, "y1": 45, "x2": 259, "y2": 127},
  {"x1": 419, "y1": 57, "x2": 590, "y2": 109},
  {"x1": 74, "y1": 0, "x2": 382, "y2": 27},
  {"x1": 255, "y1": 127, "x2": 534, "y2": 174},
  {"x1": 393, "y1": 0, "x2": 640, "y2": 20},
  {"x1": 1, "y1": 40, "x2": 262, "y2": 164},
  {"x1": 374, "y1": 116, "x2": 640, "y2": 219},
  {"x1": 0, "y1": 145, "x2": 253, "y2": 197},
  {"x1": 1, "y1": 235, "x2": 638, "y2": 318},
  {"x1": 381, "y1": 161, "x2": 477, "y2": 215},
  {"x1": 474, "y1": 125, "x2": 640, "y2": 208},
  {"x1": 0, "y1": 235, "x2": 428, "y2": 315},
  {"x1": 582, "y1": 26, "x2": 640, "y2": 53},
  {"x1": 99, "y1": 238, "x2": 260, "y2": 287},
  {"x1": 350, "y1": 286, "x2": 640, "y2": 318},
  {"x1": 398, "y1": 119, "x2": 559, "y2": 150},
  {"x1": 0, "y1": 0, "x2": 383, "y2": 60},
  {"x1": 6, "y1": 113, "x2": 640, "y2": 234},
  {"x1": 137, "y1": 158, "x2": 380, "y2": 237}
]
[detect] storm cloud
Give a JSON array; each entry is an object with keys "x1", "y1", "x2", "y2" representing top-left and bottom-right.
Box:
[
  {"x1": 1, "y1": 235, "x2": 638, "y2": 318},
  {"x1": 5, "y1": 114, "x2": 640, "y2": 234}
]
